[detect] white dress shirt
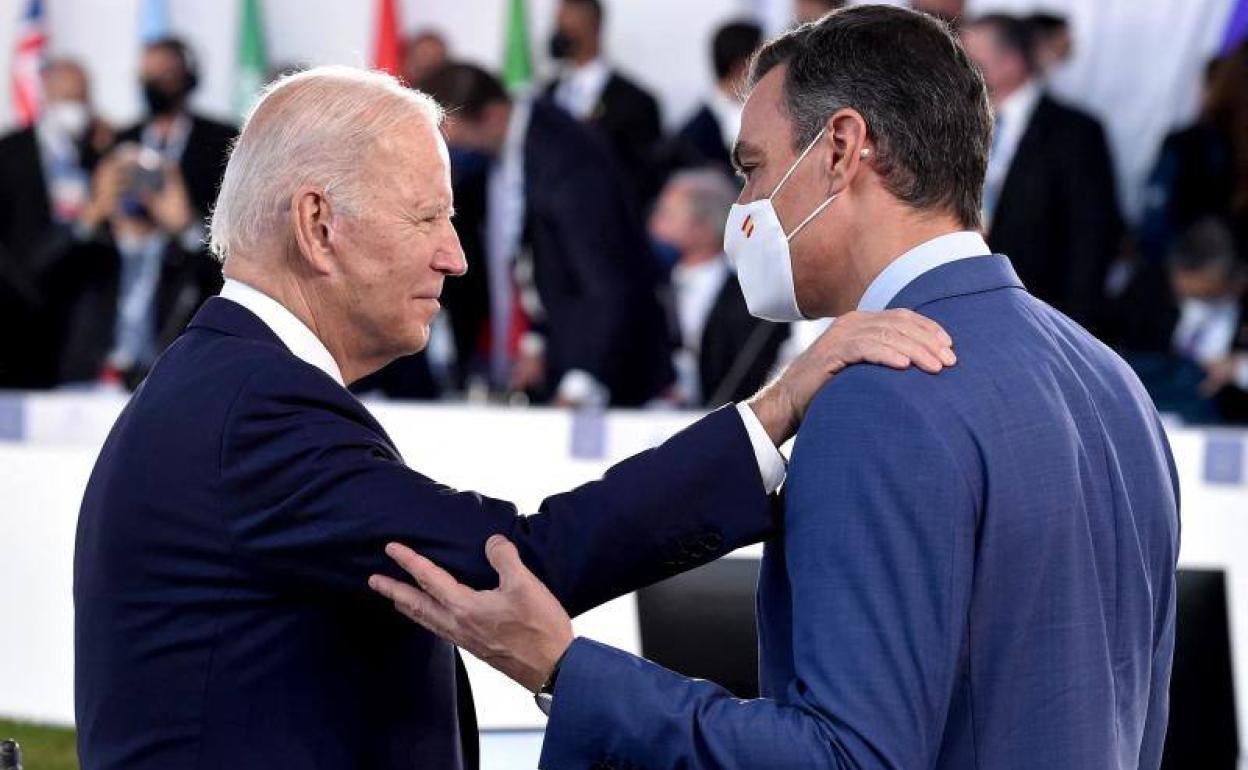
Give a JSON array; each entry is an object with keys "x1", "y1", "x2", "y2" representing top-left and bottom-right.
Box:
[
  {"x1": 219, "y1": 279, "x2": 344, "y2": 386},
  {"x1": 218, "y1": 279, "x2": 785, "y2": 492},
  {"x1": 553, "y1": 58, "x2": 612, "y2": 121},
  {"x1": 984, "y1": 79, "x2": 1041, "y2": 225},
  {"x1": 671, "y1": 256, "x2": 731, "y2": 405},
  {"x1": 857, "y1": 231, "x2": 993, "y2": 312},
  {"x1": 706, "y1": 87, "x2": 744, "y2": 153},
  {"x1": 487, "y1": 97, "x2": 533, "y2": 387}
]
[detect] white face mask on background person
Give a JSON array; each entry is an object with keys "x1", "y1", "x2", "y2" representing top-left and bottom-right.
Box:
[
  {"x1": 723, "y1": 128, "x2": 839, "y2": 322},
  {"x1": 43, "y1": 100, "x2": 91, "y2": 140}
]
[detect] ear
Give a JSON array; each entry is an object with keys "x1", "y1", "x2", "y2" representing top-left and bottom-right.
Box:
[
  {"x1": 822, "y1": 108, "x2": 872, "y2": 194},
  {"x1": 289, "y1": 185, "x2": 338, "y2": 276}
]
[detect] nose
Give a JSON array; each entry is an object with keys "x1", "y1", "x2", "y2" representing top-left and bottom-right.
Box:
[{"x1": 431, "y1": 225, "x2": 468, "y2": 277}]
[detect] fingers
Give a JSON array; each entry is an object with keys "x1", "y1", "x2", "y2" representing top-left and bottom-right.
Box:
[
  {"x1": 368, "y1": 573, "x2": 458, "y2": 638},
  {"x1": 895, "y1": 308, "x2": 954, "y2": 349},
  {"x1": 383, "y1": 542, "x2": 470, "y2": 608},
  {"x1": 881, "y1": 311, "x2": 955, "y2": 369},
  {"x1": 853, "y1": 331, "x2": 936, "y2": 372},
  {"x1": 485, "y1": 535, "x2": 528, "y2": 589},
  {"x1": 838, "y1": 310, "x2": 955, "y2": 374}
]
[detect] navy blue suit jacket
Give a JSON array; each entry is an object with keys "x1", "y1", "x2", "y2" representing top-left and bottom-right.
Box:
[
  {"x1": 541, "y1": 256, "x2": 1180, "y2": 770},
  {"x1": 522, "y1": 101, "x2": 675, "y2": 405},
  {"x1": 73, "y1": 297, "x2": 777, "y2": 769}
]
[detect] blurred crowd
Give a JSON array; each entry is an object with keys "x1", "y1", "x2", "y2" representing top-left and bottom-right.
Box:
[{"x1": 1, "y1": 0, "x2": 1247, "y2": 423}]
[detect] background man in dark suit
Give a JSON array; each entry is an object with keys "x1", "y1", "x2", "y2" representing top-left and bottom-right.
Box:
[
  {"x1": 649, "y1": 168, "x2": 787, "y2": 407},
  {"x1": 425, "y1": 62, "x2": 673, "y2": 407},
  {"x1": 56, "y1": 37, "x2": 236, "y2": 386},
  {"x1": 73, "y1": 65, "x2": 955, "y2": 770},
  {"x1": 668, "y1": 21, "x2": 762, "y2": 178},
  {"x1": 544, "y1": 0, "x2": 663, "y2": 208},
  {"x1": 962, "y1": 14, "x2": 1123, "y2": 332},
  {"x1": 0, "y1": 58, "x2": 112, "y2": 387}
]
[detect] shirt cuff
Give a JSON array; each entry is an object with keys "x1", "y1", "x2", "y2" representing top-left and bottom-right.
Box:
[
  {"x1": 557, "y1": 369, "x2": 610, "y2": 407},
  {"x1": 735, "y1": 402, "x2": 786, "y2": 493}
]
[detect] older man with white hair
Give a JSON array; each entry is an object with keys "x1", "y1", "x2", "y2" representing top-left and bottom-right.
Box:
[
  {"x1": 650, "y1": 168, "x2": 790, "y2": 407},
  {"x1": 73, "y1": 66, "x2": 955, "y2": 770}
]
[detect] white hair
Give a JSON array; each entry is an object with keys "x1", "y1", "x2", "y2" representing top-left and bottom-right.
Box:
[
  {"x1": 669, "y1": 167, "x2": 741, "y2": 236},
  {"x1": 208, "y1": 65, "x2": 444, "y2": 262}
]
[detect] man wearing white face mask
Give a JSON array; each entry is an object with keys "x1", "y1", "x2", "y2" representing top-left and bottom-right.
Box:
[
  {"x1": 0, "y1": 58, "x2": 114, "y2": 387},
  {"x1": 372, "y1": 7, "x2": 1179, "y2": 770}
]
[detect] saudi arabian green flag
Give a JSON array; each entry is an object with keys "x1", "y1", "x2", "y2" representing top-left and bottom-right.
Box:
[
  {"x1": 502, "y1": 0, "x2": 533, "y2": 90},
  {"x1": 234, "y1": 0, "x2": 268, "y2": 119}
]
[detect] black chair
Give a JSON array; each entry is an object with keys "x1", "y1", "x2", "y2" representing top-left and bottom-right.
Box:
[
  {"x1": 1162, "y1": 568, "x2": 1239, "y2": 769},
  {"x1": 638, "y1": 561, "x2": 1241, "y2": 767},
  {"x1": 637, "y1": 557, "x2": 761, "y2": 698}
]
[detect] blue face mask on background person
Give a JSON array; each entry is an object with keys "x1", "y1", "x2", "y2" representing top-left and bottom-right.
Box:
[{"x1": 723, "y1": 128, "x2": 838, "y2": 322}]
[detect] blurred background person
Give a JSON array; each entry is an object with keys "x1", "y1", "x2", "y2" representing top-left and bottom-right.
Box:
[
  {"x1": 56, "y1": 36, "x2": 235, "y2": 387},
  {"x1": 962, "y1": 14, "x2": 1122, "y2": 334},
  {"x1": 1169, "y1": 218, "x2": 1248, "y2": 422},
  {"x1": 0, "y1": 58, "x2": 113, "y2": 388},
  {"x1": 403, "y1": 27, "x2": 449, "y2": 88},
  {"x1": 544, "y1": 0, "x2": 663, "y2": 209},
  {"x1": 649, "y1": 169, "x2": 787, "y2": 408},
  {"x1": 665, "y1": 20, "x2": 762, "y2": 181},
  {"x1": 1026, "y1": 11, "x2": 1073, "y2": 79},
  {"x1": 426, "y1": 62, "x2": 674, "y2": 407},
  {"x1": 912, "y1": 0, "x2": 965, "y2": 29},
  {"x1": 1139, "y1": 43, "x2": 1248, "y2": 268},
  {"x1": 795, "y1": 0, "x2": 846, "y2": 25}
]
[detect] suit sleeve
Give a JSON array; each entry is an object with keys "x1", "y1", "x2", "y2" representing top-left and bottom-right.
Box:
[
  {"x1": 218, "y1": 361, "x2": 776, "y2": 616},
  {"x1": 540, "y1": 373, "x2": 979, "y2": 770},
  {"x1": 1061, "y1": 116, "x2": 1123, "y2": 329}
]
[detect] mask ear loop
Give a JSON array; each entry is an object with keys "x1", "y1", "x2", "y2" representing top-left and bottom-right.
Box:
[
  {"x1": 768, "y1": 127, "x2": 826, "y2": 200},
  {"x1": 785, "y1": 192, "x2": 839, "y2": 242}
]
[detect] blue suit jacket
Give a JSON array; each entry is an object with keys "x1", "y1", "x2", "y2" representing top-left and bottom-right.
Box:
[
  {"x1": 73, "y1": 297, "x2": 778, "y2": 769},
  {"x1": 541, "y1": 256, "x2": 1180, "y2": 770}
]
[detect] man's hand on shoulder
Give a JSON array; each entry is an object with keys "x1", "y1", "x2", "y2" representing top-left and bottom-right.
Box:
[{"x1": 748, "y1": 310, "x2": 956, "y2": 446}]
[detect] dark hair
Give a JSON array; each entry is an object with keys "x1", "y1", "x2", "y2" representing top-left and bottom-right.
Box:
[
  {"x1": 144, "y1": 36, "x2": 200, "y2": 89},
  {"x1": 1168, "y1": 217, "x2": 1243, "y2": 277},
  {"x1": 968, "y1": 14, "x2": 1037, "y2": 74},
  {"x1": 1203, "y1": 40, "x2": 1248, "y2": 217},
  {"x1": 1025, "y1": 12, "x2": 1068, "y2": 37},
  {"x1": 419, "y1": 62, "x2": 509, "y2": 121},
  {"x1": 750, "y1": 4, "x2": 991, "y2": 229},
  {"x1": 562, "y1": 0, "x2": 603, "y2": 29},
  {"x1": 712, "y1": 21, "x2": 763, "y2": 81}
]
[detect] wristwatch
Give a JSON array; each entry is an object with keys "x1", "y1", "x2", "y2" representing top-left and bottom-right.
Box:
[{"x1": 534, "y1": 645, "x2": 571, "y2": 716}]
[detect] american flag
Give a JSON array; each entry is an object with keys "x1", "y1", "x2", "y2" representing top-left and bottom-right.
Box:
[{"x1": 11, "y1": 0, "x2": 47, "y2": 127}]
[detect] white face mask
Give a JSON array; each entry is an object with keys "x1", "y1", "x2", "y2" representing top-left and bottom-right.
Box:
[
  {"x1": 44, "y1": 100, "x2": 90, "y2": 139},
  {"x1": 724, "y1": 128, "x2": 837, "y2": 322}
]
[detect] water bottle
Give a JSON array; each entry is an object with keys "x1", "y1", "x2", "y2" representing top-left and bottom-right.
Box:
[{"x1": 0, "y1": 740, "x2": 21, "y2": 770}]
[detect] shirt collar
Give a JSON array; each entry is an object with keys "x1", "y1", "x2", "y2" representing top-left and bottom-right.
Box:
[
  {"x1": 672, "y1": 254, "x2": 729, "y2": 286},
  {"x1": 857, "y1": 231, "x2": 993, "y2": 312},
  {"x1": 218, "y1": 278, "x2": 346, "y2": 387},
  {"x1": 996, "y1": 79, "x2": 1042, "y2": 130}
]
